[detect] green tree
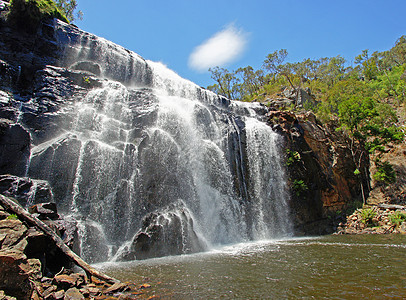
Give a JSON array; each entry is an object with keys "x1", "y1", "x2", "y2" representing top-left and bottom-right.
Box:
[
  {"x1": 207, "y1": 67, "x2": 240, "y2": 100},
  {"x1": 355, "y1": 49, "x2": 379, "y2": 81},
  {"x1": 263, "y1": 49, "x2": 288, "y2": 76},
  {"x1": 54, "y1": 0, "x2": 82, "y2": 22},
  {"x1": 235, "y1": 66, "x2": 266, "y2": 100}
]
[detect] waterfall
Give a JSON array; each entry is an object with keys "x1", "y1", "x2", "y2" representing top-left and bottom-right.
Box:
[{"x1": 28, "y1": 21, "x2": 292, "y2": 262}]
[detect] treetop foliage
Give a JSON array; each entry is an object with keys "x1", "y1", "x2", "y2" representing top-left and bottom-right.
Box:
[
  {"x1": 207, "y1": 36, "x2": 406, "y2": 146},
  {"x1": 207, "y1": 36, "x2": 406, "y2": 182}
]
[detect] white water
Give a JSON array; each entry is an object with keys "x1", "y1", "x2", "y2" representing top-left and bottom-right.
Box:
[{"x1": 28, "y1": 22, "x2": 293, "y2": 262}]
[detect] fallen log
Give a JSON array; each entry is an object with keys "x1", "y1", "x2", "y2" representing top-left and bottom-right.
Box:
[
  {"x1": 378, "y1": 203, "x2": 406, "y2": 210},
  {"x1": 0, "y1": 194, "x2": 118, "y2": 284}
]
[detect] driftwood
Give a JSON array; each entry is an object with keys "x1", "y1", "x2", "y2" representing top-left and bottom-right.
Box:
[
  {"x1": 378, "y1": 203, "x2": 406, "y2": 210},
  {"x1": 0, "y1": 194, "x2": 118, "y2": 284}
]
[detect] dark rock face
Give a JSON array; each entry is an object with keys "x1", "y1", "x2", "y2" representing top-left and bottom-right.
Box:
[
  {"x1": 116, "y1": 201, "x2": 207, "y2": 261},
  {"x1": 78, "y1": 220, "x2": 110, "y2": 264},
  {"x1": 0, "y1": 120, "x2": 30, "y2": 176},
  {"x1": 0, "y1": 174, "x2": 53, "y2": 207},
  {"x1": 267, "y1": 111, "x2": 370, "y2": 234}
]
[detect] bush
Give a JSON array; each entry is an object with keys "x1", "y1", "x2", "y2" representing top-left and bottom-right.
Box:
[
  {"x1": 292, "y1": 179, "x2": 308, "y2": 196},
  {"x1": 389, "y1": 211, "x2": 406, "y2": 227},
  {"x1": 6, "y1": 214, "x2": 18, "y2": 220},
  {"x1": 8, "y1": 0, "x2": 69, "y2": 31},
  {"x1": 286, "y1": 149, "x2": 301, "y2": 166},
  {"x1": 373, "y1": 160, "x2": 396, "y2": 184},
  {"x1": 359, "y1": 208, "x2": 377, "y2": 226}
]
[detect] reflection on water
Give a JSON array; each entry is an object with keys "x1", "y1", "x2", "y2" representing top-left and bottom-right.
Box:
[{"x1": 98, "y1": 235, "x2": 406, "y2": 299}]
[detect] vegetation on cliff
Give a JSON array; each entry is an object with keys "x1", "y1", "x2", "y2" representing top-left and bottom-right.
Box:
[
  {"x1": 6, "y1": 0, "x2": 81, "y2": 30},
  {"x1": 8, "y1": 0, "x2": 69, "y2": 27},
  {"x1": 208, "y1": 36, "x2": 406, "y2": 207}
]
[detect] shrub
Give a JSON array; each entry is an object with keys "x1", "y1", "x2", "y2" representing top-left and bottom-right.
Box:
[
  {"x1": 6, "y1": 214, "x2": 18, "y2": 220},
  {"x1": 292, "y1": 179, "x2": 308, "y2": 196},
  {"x1": 389, "y1": 211, "x2": 406, "y2": 227},
  {"x1": 8, "y1": 0, "x2": 69, "y2": 31},
  {"x1": 359, "y1": 208, "x2": 377, "y2": 225},
  {"x1": 373, "y1": 160, "x2": 396, "y2": 184},
  {"x1": 286, "y1": 149, "x2": 301, "y2": 166}
]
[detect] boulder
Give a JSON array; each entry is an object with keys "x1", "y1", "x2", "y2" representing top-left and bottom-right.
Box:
[
  {"x1": 29, "y1": 202, "x2": 59, "y2": 220},
  {"x1": 0, "y1": 250, "x2": 33, "y2": 300},
  {"x1": 116, "y1": 201, "x2": 206, "y2": 261}
]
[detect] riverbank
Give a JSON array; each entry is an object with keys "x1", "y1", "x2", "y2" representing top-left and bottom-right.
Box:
[{"x1": 336, "y1": 203, "x2": 406, "y2": 235}]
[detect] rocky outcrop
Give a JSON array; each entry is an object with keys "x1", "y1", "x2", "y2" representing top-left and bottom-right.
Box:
[
  {"x1": 265, "y1": 87, "x2": 316, "y2": 110},
  {"x1": 0, "y1": 175, "x2": 53, "y2": 207},
  {"x1": 116, "y1": 201, "x2": 207, "y2": 261},
  {"x1": 267, "y1": 110, "x2": 370, "y2": 234}
]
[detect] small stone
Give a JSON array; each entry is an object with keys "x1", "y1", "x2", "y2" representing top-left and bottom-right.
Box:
[
  {"x1": 399, "y1": 222, "x2": 406, "y2": 234},
  {"x1": 103, "y1": 282, "x2": 127, "y2": 294},
  {"x1": 140, "y1": 283, "x2": 151, "y2": 289},
  {"x1": 54, "y1": 290, "x2": 65, "y2": 299},
  {"x1": 64, "y1": 288, "x2": 84, "y2": 300},
  {"x1": 43, "y1": 285, "x2": 58, "y2": 298},
  {"x1": 53, "y1": 274, "x2": 77, "y2": 289},
  {"x1": 31, "y1": 289, "x2": 42, "y2": 300},
  {"x1": 88, "y1": 287, "x2": 101, "y2": 296},
  {"x1": 79, "y1": 288, "x2": 90, "y2": 297}
]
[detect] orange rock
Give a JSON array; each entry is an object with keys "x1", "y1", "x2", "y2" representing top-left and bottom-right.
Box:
[{"x1": 140, "y1": 283, "x2": 151, "y2": 289}]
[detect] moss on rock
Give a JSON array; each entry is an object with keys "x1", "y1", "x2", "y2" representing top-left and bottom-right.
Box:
[{"x1": 8, "y1": 0, "x2": 69, "y2": 32}]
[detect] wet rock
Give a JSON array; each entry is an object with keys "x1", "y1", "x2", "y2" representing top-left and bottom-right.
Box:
[
  {"x1": 0, "y1": 121, "x2": 30, "y2": 177},
  {"x1": 0, "y1": 175, "x2": 53, "y2": 207},
  {"x1": 78, "y1": 220, "x2": 110, "y2": 264},
  {"x1": 29, "y1": 202, "x2": 59, "y2": 220},
  {"x1": 70, "y1": 61, "x2": 101, "y2": 77},
  {"x1": 28, "y1": 135, "x2": 82, "y2": 212},
  {"x1": 116, "y1": 201, "x2": 206, "y2": 261}
]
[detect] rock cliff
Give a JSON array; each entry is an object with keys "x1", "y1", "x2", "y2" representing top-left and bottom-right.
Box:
[{"x1": 267, "y1": 110, "x2": 370, "y2": 234}]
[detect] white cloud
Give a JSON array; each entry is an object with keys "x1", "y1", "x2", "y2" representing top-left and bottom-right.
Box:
[{"x1": 188, "y1": 24, "x2": 248, "y2": 72}]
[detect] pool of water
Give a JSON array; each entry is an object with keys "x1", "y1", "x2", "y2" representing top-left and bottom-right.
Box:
[{"x1": 98, "y1": 235, "x2": 406, "y2": 299}]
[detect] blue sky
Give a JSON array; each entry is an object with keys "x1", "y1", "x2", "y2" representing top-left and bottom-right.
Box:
[{"x1": 76, "y1": 0, "x2": 406, "y2": 87}]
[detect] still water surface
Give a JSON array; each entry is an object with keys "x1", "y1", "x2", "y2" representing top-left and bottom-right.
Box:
[{"x1": 99, "y1": 235, "x2": 406, "y2": 299}]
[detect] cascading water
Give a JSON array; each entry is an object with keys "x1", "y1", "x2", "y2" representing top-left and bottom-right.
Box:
[{"x1": 27, "y1": 21, "x2": 292, "y2": 262}]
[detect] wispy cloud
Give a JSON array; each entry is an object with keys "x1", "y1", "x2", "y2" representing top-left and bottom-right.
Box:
[{"x1": 188, "y1": 24, "x2": 248, "y2": 72}]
